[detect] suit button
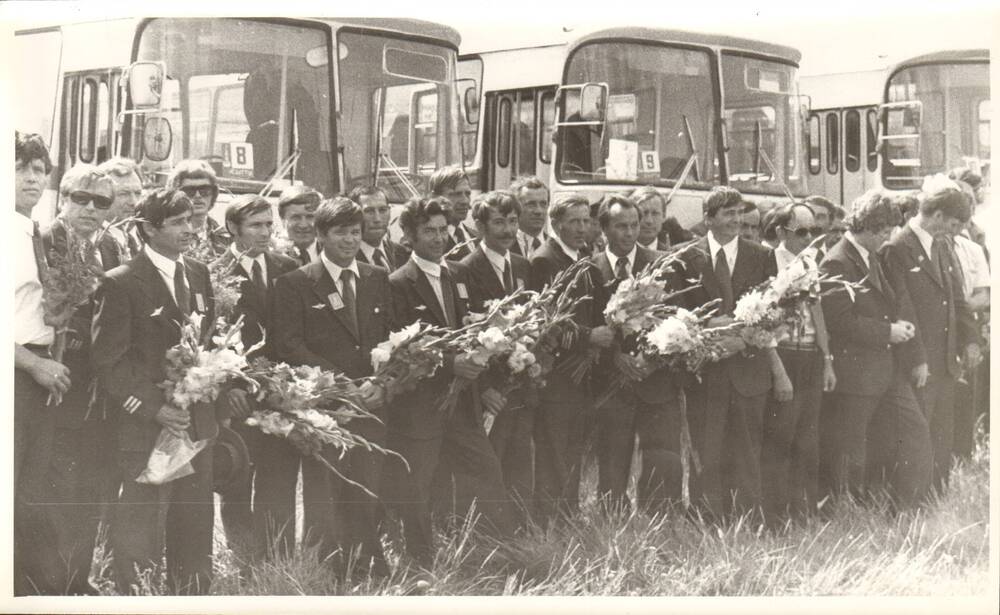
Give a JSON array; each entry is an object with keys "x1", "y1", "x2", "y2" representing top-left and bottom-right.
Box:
[
  {"x1": 355, "y1": 345, "x2": 361, "y2": 350},
  {"x1": 943, "y1": 327, "x2": 948, "y2": 333},
  {"x1": 886, "y1": 344, "x2": 891, "y2": 349},
  {"x1": 942, "y1": 300, "x2": 948, "y2": 306}
]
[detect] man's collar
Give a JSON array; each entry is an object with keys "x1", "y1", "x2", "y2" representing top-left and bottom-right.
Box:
[
  {"x1": 482, "y1": 243, "x2": 511, "y2": 269},
  {"x1": 14, "y1": 211, "x2": 35, "y2": 235},
  {"x1": 707, "y1": 231, "x2": 738, "y2": 254},
  {"x1": 552, "y1": 235, "x2": 580, "y2": 261},
  {"x1": 908, "y1": 216, "x2": 935, "y2": 255},
  {"x1": 411, "y1": 251, "x2": 447, "y2": 277},
  {"x1": 638, "y1": 238, "x2": 658, "y2": 252},
  {"x1": 144, "y1": 244, "x2": 179, "y2": 274},
  {"x1": 230, "y1": 242, "x2": 265, "y2": 265},
  {"x1": 320, "y1": 250, "x2": 359, "y2": 280},
  {"x1": 844, "y1": 231, "x2": 870, "y2": 263},
  {"x1": 605, "y1": 244, "x2": 637, "y2": 269}
]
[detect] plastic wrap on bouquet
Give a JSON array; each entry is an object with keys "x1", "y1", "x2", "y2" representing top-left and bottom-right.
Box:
[{"x1": 136, "y1": 428, "x2": 209, "y2": 485}]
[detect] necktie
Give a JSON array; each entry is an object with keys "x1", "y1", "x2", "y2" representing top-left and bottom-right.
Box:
[
  {"x1": 174, "y1": 260, "x2": 191, "y2": 315},
  {"x1": 372, "y1": 247, "x2": 388, "y2": 269},
  {"x1": 339, "y1": 269, "x2": 359, "y2": 337},
  {"x1": 31, "y1": 221, "x2": 49, "y2": 283},
  {"x1": 934, "y1": 237, "x2": 958, "y2": 291},
  {"x1": 714, "y1": 248, "x2": 734, "y2": 314},
  {"x1": 502, "y1": 258, "x2": 514, "y2": 293},
  {"x1": 439, "y1": 267, "x2": 458, "y2": 329},
  {"x1": 867, "y1": 252, "x2": 885, "y2": 294},
  {"x1": 531, "y1": 235, "x2": 542, "y2": 253},
  {"x1": 614, "y1": 256, "x2": 630, "y2": 281},
  {"x1": 251, "y1": 258, "x2": 266, "y2": 291}
]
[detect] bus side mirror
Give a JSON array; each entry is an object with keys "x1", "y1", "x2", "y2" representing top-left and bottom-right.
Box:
[
  {"x1": 457, "y1": 78, "x2": 479, "y2": 125},
  {"x1": 579, "y1": 83, "x2": 606, "y2": 122},
  {"x1": 125, "y1": 62, "x2": 165, "y2": 109}
]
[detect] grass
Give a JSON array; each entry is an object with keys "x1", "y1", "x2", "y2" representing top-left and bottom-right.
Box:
[{"x1": 90, "y1": 432, "x2": 990, "y2": 596}]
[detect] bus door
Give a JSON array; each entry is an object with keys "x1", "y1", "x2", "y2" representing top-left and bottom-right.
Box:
[
  {"x1": 809, "y1": 106, "x2": 879, "y2": 206},
  {"x1": 60, "y1": 69, "x2": 124, "y2": 174},
  {"x1": 484, "y1": 87, "x2": 556, "y2": 190}
]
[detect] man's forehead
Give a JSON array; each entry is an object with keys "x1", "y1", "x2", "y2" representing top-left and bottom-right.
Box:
[
  {"x1": 70, "y1": 176, "x2": 115, "y2": 196},
  {"x1": 284, "y1": 203, "x2": 317, "y2": 217},
  {"x1": 486, "y1": 207, "x2": 518, "y2": 222},
  {"x1": 520, "y1": 188, "x2": 548, "y2": 201},
  {"x1": 16, "y1": 158, "x2": 48, "y2": 171},
  {"x1": 360, "y1": 194, "x2": 388, "y2": 209},
  {"x1": 180, "y1": 178, "x2": 214, "y2": 187},
  {"x1": 421, "y1": 214, "x2": 449, "y2": 228},
  {"x1": 163, "y1": 210, "x2": 192, "y2": 223},
  {"x1": 113, "y1": 172, "x2": 142, "y2": 187}
]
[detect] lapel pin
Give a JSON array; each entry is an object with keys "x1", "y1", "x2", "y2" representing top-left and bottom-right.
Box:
[
  {"x1": 456, "y1": 282, "x2": 469, "y2": 300},
  {"x1": 312, "y1": 303, "x2": 326, "y2": 310},
  {"x1": 328, "y1": 293, "x2": 344, "y2": 311},
  {"x1": 195, "y1": 293, "x2": 206, "y2": 312},
  {"x1": 373, "y1": 306, "x2": 380, "y2": 314}
]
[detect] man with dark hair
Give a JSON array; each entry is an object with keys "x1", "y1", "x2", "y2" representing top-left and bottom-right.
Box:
[
  {"x1": 805, "y1": 195, "x2": 836, "y2": 256},
  {"x1": 819, "y1": 189, "x2": 931, "y2": 506},
  {"x1": 459, "y1": 190, "x2": 533, "y2": 508},
  {"x1": 92, "y1": 189, "x2": 219, "y2": 594},
  {"x1": 98, "y1": 157, "x2": 145, "y2": 260},
  {"x1": 629, "y1": 186, "x2": 669, "y2": 252},
  {"x1": 589, "y1": 195, "x2": 682, "y2": 512},
  {"x1": 530, "y1": 193, "x2": 615, "y2": 521},
  {"x1": 760, "y1": 207, "x2": 781, "y2": 249},
  {"x1": 167, "y1": 159, "x2": 231, "y2": 256},
  {"x1": 881, "y1": 176, "x2": 981, "y2": 492},
  {"x1": 429, "y1": 165, "x2": 477, "y2": 260},
  {"x1": 349, "y1": 185, "x2": 410, "y2": 271},
  {"x1": 277, "y1": 185, "x2": 322, "y2": 266},
  {"x1": 382, "y1": 196, "x2": 514, "y2": 571},
  {"x1": 740, "y1": 200, "x2": 763, "y2": 244},
  {"x1": 510, "y1": 176, "x2": 549, "y2": 258},
  {"x1": 213, "y1": 195, "x2": 298, "y2": 563},
  {"x1": 673, "y1": 186, "x2": 790, "y2": 517}
]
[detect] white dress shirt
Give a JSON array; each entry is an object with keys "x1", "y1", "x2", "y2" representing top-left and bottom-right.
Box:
[
  {"x1": 605, "y1": 245, "x2": 637, "y2": 279},
  {"x1": 553, "y1": 235, "x2": 580, "y2": 261},
  {"x1": 952, "y1": 234, "x2": 990, "y2": 298},
  {"x1": 638, "y1": 238, "x2": 659, "y2": 252},
  {"x1": 15, "y1": 212, "x2": 53, "y2": 345},
  {"x1": 320, "y1": 251, "x2": 359, "y2": 296},
  {"x1": 359, "y1": 237, "x2": 392, "y2": 266},
  {"x1": 411, "y1": 252, "x2": 449, "y2": 312},
  {"x1": 145, "y1": 244, "x2": 185, "y2": 304},
  {"x1": 707, "y1": 231, "x2": 738, "y2": 272},
  {"x1": 908, "y1": 217, "x2": 935, "y2": 260},
  {"x1": 774, "y1": 242, "x2": 817, "y2": 344},
  {"x1": 517, "y1": 228, "x2": 546, "y2": 257},
  {"x1": 231, "y1": 243, "x2": 267, "y2": 281},
  {"x1": 482, "y1": 244, "x2": 512, "y2": 287}
]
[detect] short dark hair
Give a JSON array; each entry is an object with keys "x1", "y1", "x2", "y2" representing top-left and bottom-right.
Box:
[
  {"x1": 740, "y1": 200, "x2": 758, "y2": 214},
  {"x1": 549, "y1": 192, "x2": 590, "y2": 224},
  {"x1": 804, "y1": 195, "x2": 836, "y2": 216},
  {"x1": 428, "y1": 166, "x2": 469, "y2": 196},
  {"x1": 314, "y1": 197, "x2": 364, "y2": 237},
  {"x1": 761, "y1": 208, "x2": 781, "y2": 242},
  {"x1": 919, "y1": 183, "x2": 967, "y2": 219},
  {"x1": 225, "y1": 195, "x2": 272, "y2": 235},
  {"x1": 597, "y1": 194, "x2": 640, "y2": 230},
  {"x1": 277, "y1": 184, "x2": 322, "y2": 218},
  {"x1": 15, "y1": 131, "x2": 53, "y2": 174},
  {"x1": 629, "y1": 186, "x2": 665, "y2": 210},
  {"x1": 949, "y1": 167, "x2": 982, "y2": 189},
  {"x1": 847, "y1": 189, "x2": 903, "y2": 234},
  {"x1": 166, "y1": 159, "x2": 218, "y2": 189},
  {"x1": 471, "y1": 190, "x2": 522, "y2": 225},
  {"x1": 347, "y1": 184, "x2": 388, "y2": 205},
  {"x1": 883, "y1": 192, "x2": 919, "y2": 222},
  {"x1": 703, "y1": 186, "x2": 743, "y2": 218},
  {"x1": 831, "y1": 205, "x2": 847, "y2": 221},
  {"x1": 134, "y1": 189, "x2": 193, "y2": 243},
  {"x1": 398, "y1": 196, "x2": 449, "y2": 236},
  {"x1": 510, "y1": 175, "x2": 548, "y2": 196}
]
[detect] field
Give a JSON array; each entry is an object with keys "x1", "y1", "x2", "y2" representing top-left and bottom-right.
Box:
[{"x1": 88, "y1": 431, "x2": 992, "y2": 598}]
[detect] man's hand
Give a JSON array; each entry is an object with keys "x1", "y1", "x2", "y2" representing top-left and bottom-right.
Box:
[
  {"x1": 964, "y1": 343, "x2": 983, "y2": 369},
  {"x1": 822, "y1": 359, "x2": 837, "y2": 393},
  {"x1": 358, "y1": 380, "x2": 387, "y2": 411},
  {"x1": 589, "y1": 325, "x2": 615, "y2": 349},
  {"x1": 224, "y1": 388, "x2": 254, "y2": 419},
  {"x1": 453, "y1": 353, "x2": 487, "y2": 380},
  {"x1": 614, "y1": 352, "x2": 647, "y2": 382},
  {"x1": 773, "y1": 370, "x2": 794, "y2": 402},
  {"x1": 155, "y1": 404, "x2": 190, "y2": 435},
  {"x1": 911, "y1": 363, "x2": 929, "y2": 388},
  {"x1": 28, "y1": 357, "x2": 72, "y2": 397},
  {"x1": 889, "y1": 320, "x2": 915, "y2": 344},
  {"x1": 482, "y1": 387, "x2": 507, "y2": 416}
]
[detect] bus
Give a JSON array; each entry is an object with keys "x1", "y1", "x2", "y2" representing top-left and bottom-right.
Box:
[
  {"x1": 800, "y1": 49, "x2": 990, "y2": 207},
  {"x1": 14, "y1": 17, "x2": 467, "y2": 223}
]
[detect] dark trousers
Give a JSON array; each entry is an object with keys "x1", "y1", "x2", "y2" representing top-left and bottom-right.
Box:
[
  {"x1": 220, "y1": 422, "x2": 259, "y2": 563},
  {"x1": 488, "y1": 402, "x2": 536, "y2": 512},
  {"x1": 822, "y1": 373, "x2": 932, "y2": 507},
  {"x1": 916, "y1": 371, "x2": 958, "y2": 491},
  {"x1": 595, "y1": 392, "x2": 682, "y2": 513},
  {"x1": 762, "y1": 347, "x2": 822, "y2": 522},
  {"x1": 383, "y1": 410, "x2": 514, "y2": 569},
  {"x1": 953, "y1": 357, "x2": 987, "y2": 458},
  {"x1": 533, "y1": 374, "x2": 593, "y2": 522},
  {"x1": 251, "y1": 433, "x2": 301, "y2": 560},
  {"x1": 110, "y1": 446, "x2": 215, "y2": 595}
]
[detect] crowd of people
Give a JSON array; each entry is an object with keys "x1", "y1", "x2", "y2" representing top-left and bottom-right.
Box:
[{"x1": 13, "y1": 130, "x2": 990, "y2": 595}]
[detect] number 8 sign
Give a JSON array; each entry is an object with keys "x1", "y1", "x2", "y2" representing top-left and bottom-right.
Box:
[{"x1": 227, "y1": 142, "x2": 254, "y2": 171}]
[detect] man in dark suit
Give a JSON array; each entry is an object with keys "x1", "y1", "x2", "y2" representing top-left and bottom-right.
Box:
[
  {"x1": 98, "y1": 157, "x2": 145, "y2": 260},
  {"x1": 630, "y1": 186, "x2": 672, "y2": 252},
  {"x1": 819, "y1": 189, "x2": 931, "y2": 506},
  {"x1": 167, "y1": 159, "x2": 232, "y2": 257},
  {"x1": 212, "y1": 195, "x2": 298, "y2": 564},
  {"x1": 349, "y1": 185, "x2": 410, "y2": 271},
  {"x1": 458, "y1": 190, "x2": 533, "y2": 509},
  {"x1": 430, "y1": 166, "x2": 478, "y2": 261},
  {"x1": 588, "y1": 194, "x2": 684, "y2": 513},
  {"x1": 881, "y1": 177, "x2": 981, "y2": 491},
  {"x1": 381, "y1": 196, "x2": 515, "y2": 570},
  {"x1": 529, "y1": 193, "x2": 615, "y2": 522},
  {"x1": 92, "y1": 189, "x2": 219, "y2": 594},
  {"x1": 271, "y1": 197, "x2": 393, "y2": 576},
  {"x1": 277, "y1": 185, "x2": 322, "y2": 266},
  {"x1": 673, "y1": 187, "x2": 790, "y2": 517},
  {"x1": 510, "y1": 175, "x2": 549, "y2": 259}
]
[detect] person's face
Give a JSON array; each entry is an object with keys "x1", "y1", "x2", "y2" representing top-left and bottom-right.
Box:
[
  {"x1": 443, "y1": 179, "x2": 472, "y2": 223},
  {"x1": 809, "y1": 204, "x2": 831, "y2": 231},
  {"x1": 860, "y1": 225, "x2": 894, "y2": 253},
  {"x1": 406, "y1": 214, "x2": 449, "y2": 263},
  {"x1": 145, "y1": 210, "x2": 194, "y2": 259},
  {"x1": 281, "y1": 203, "x2": 317, "y2": 247},
  {"x1": 604, "y1": 203, "x2": 640, "y2": 257},
  {"x1": 825, "y1": 221, "x2": 846, "y2": 247},
  {"x1": 740, "y1": 208, "x2": 761, "y2": 243},
  {"x1": 359, "y1": 193, "x2": 391, "y2": 245},
  {"x1": 705, "y1": 203, "x2": 742, "y2": 244},
  {"x1": 178, "y1": 177, "x2": 216, "y2": 216},
  {"x1": 321, "y1": 222, "x2": 362, "y2": 267},
  {"x1": 636, "y1": 197, "x2": 665, "y2": 245},
  {"x1": 552, "y1": 204, "x2": 591, "y2": 251},
  {"x1": 476, "y1": 207, "x2": 519, "y2": 254},
  {"x1": 15, "y1": 158, "x2": 48, "y2": 212},
  {"x1": 517, "y1": 188, "x2": 549, "y2": 236},
  {"x1": 62, "y1": 180, "x2": 115, "y2": 237},
  {"x1": 780, "y1": 206, "x2": 817, "y2": 254},
  {"x1": 233, "y1": 209, "x2": 274, "y2": 257},
  {"x1": 943, "y1": 216, "x2": 965, "y2": 237},
  {"x1": 109, "y1": 172, "x2": 143, "y2": 223},
  {"x1": 925, "y1": 210, "x2": 954, "y2": 236}
]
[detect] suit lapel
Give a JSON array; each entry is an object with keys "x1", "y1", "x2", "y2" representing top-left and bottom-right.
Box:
[
  {"x1": 98, "y1": 234, "x2": 122, "y2": 270},
  {"x1": 472, "y1": 248, "x2": 506, "y2": 298},
  {"x1": 691, "y1": 238, "x2": 722, "y2": 300},
  {"x1": 902, "y1": 227, "x2": 942, "y2": 288},
  {"x1": 133, "y1": 251, "x2": 183, "y2": 323},
  {"x1": 355, "y1": 265, "x2": 378, "y2": 342},
  {"x1": 308, "y1": 262, "x2": 359, "y2": 341},
  {"x1": 405, "y1": 261, "x2": 448, "y2": 327},
  {"x1": 730, "y1": 239, "x2": 755, "y2": 296}
]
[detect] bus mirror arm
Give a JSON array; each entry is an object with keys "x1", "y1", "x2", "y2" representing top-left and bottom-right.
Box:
[{"x1": 752, "y1": 120, "x2": 762, "y2": 181}]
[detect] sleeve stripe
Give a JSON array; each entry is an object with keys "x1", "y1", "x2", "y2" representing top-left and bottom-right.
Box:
[{"x1": 123, "y1": 396, "x2": 142, "y2": 414}]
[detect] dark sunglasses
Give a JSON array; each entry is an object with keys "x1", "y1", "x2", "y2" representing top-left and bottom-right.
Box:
[
  {"x1": 179, "y1": 184, "x2": 217, "y2": 198},
  {"x1": 786, "y1": 226, "x2": 823, "y2": 238},
  {"x1": 68, "y1": 191, "x2": 113, "y2": 210}
]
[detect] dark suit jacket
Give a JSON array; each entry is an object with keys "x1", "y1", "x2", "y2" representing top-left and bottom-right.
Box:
[
  {"x1": 881, "y1": 225, "x2": 978, "y2": 378},
  {"x1": 459, "y1": 245, "x2": 531, "y2": 314},
  {"x1": 444, "y1": 224, "x2": 477, "y2": 262},
  {"x1": 92, "y1": 251, "x2": 217, "y2": 453},
  {"x1": 674, "y1": 236, "x2": 777, "y2": 397},
  {"x1": 212, "y1": 249, "x2": 298, "y2": 356},
  {"x1": 589, "y1": 246, "x2": 679, "y2": 403},
  {"x1": 356, "y1": 238, "x2": 411, "y2": 272},
  {"x1": 529, "y1": 237, "x2": 597, "y2": 357},
  {"x1": 387, "y1": 258, "x2": 472, "y2": 438},
  {"x1": 820, "y1": 237, "x2": 899, "y2": 396}
]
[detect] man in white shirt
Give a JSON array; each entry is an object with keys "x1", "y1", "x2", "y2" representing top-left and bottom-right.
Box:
[
  {"x1": 629, "y1": 186, "x2": 670, "y2": 252},
  {"x1": 511, "y1": 176, "x2": 550, "y2": 258},
  {"x1": 276, "y1": 185, "x2": 322, "y2": 266}
]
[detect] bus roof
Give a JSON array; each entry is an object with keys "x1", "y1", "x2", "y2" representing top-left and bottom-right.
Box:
[
  {"x1": 889, "y1": 48, "x2": 990, "y2": 74},
  {"x1": 330, "y1": 17, "x2": 462, "y2": 49},
  {"x1": 567, "y1": 26, "x2": 801, "y2": 65}
]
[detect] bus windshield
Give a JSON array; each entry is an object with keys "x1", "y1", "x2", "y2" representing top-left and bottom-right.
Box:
[
  {"x1": 338, "y1": 30, "x2": 463, "y2": 202},
  {"x1": 134, "y1": 18, "x2": 334, "y2": 194},
  {"x1": 721, "y1": 52, "x2": 805, "y2": 196},
  {"x1": 883, "y1": 61, "x2": 990, "y2": 189},
  {"x1": 555, "y1": 42, "x2": 720, "y2": 189}
]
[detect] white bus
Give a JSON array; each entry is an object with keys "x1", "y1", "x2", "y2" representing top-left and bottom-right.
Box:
[{"x1": 14, "y1": 17, "x2": 468, "y2": 223}]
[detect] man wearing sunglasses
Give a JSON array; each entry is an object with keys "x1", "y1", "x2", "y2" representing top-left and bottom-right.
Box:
[{"x1": 167, "y1": 160, "x2": 232, "y2": 257}]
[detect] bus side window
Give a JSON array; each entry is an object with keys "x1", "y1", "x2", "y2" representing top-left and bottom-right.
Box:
[
  {"x1": 865, "y1": 108, "x2": 878, "y2": 172},
  {"x1": 516, "y1": 92, "x2": 535, "y2": 176},
  {"x1": 826, "y1": 113, "x2": 839, "y2": 174},
  {"x1": 497, "y1": 97, "x2": 511, "y2": 168},
  {"x1": 79, "y1": 77, "x2": 97, "y2": 163},
  {"x1": 808, "y1": 113, "x2": 821, "y2": 175},
  {"x1": 539, "y1": 90, "x2": 555, "y2": 164},
  {"x1": 845, "y1": 109, "x2": 860, "y2": 173}
]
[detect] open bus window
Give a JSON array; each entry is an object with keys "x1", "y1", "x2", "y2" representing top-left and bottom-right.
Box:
[
  {"x1": 807, "y1": 113, "x2": 821, "y2": 174},
  {"x1": 844, "y1": 109, "x2": 861, "y2": 173},
  {"x1": 866, "y1": 109, "x2": 878, "y2": 172}
]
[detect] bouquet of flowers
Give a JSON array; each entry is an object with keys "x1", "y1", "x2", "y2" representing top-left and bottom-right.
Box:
[
  {"x1": 370, "y1": 321, "x2": 450, "y2": 400},
  {"x1": 244, "y1": 359, "x2": 404, "y2": 497},
  {"x1": 207, "y1": 252, "x2": 247, "y2": 323}
]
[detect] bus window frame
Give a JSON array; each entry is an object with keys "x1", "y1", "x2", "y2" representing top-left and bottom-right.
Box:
[
  {"x1": 79, "y1": 76, "x2": 99, "y2": 163},
  {"x1": 497, "y1": 96, "x2": 512, "y2": 168},
  {"x1": 807, "y1": 112, "x2": 821, "y2": 175},
  {"x1": 976, "y1": 97, "x2": 990, "y2": 159},
  {"x1": 844, "y1": 108, "x2": 861, "y2": 173},
  {"x1": 539, "y1": 89, "x2": 555, "y2": 165},
  {"x1": 825, "y1": 112, "x2": 839, "y2": 174},
  {"x1": 865, "y1": 108, "x2": 878, "y2": 172}
]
